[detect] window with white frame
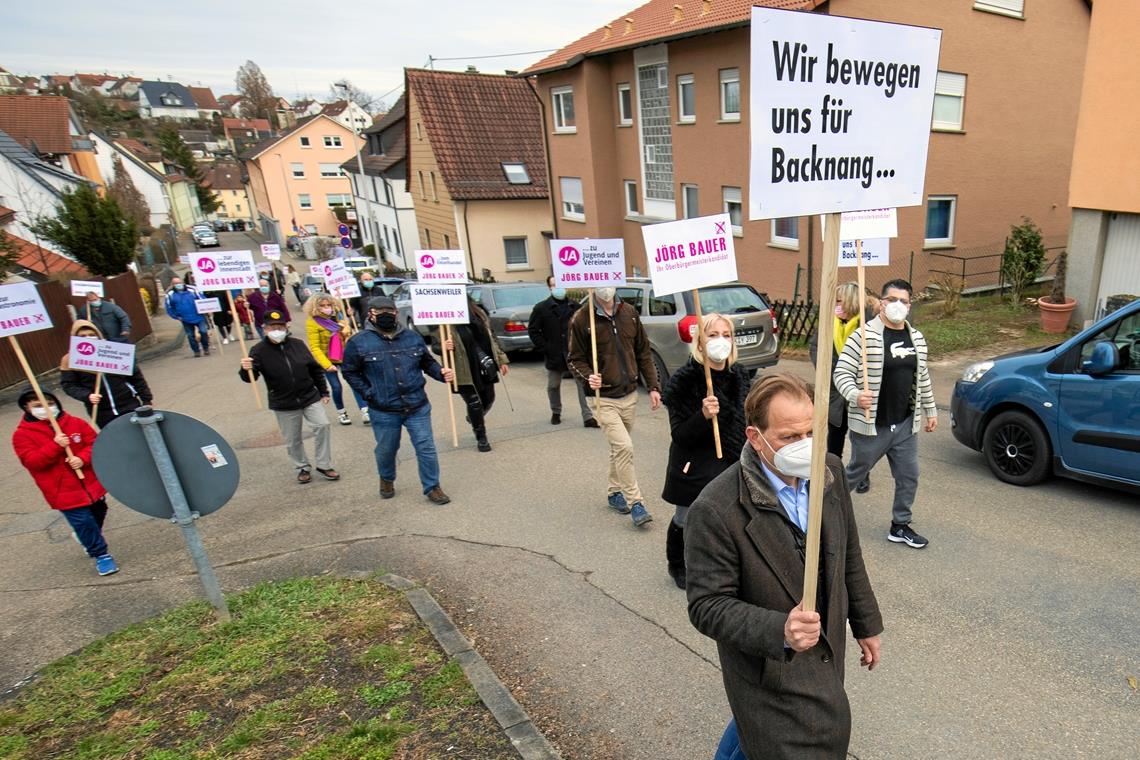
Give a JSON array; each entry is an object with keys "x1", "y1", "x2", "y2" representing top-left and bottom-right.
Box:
[
  {"x1": 677, "y1": 74, "x2": 695, "y2": 123},
  {"x1": 719, "y1": 68, "x2": 741, "y2": 121},
  {"x1": 290, "y1": 162, "x2": 305, "y2": 178},
  {"x1": 320, "y1": 163, "x2": 345, "y2": 178},
  {"x1": 682, "y1": 184, "x2": 699, "y2": 219},
  {"x1": 304, "y1": 224, "x2": 318, "y2": 234},
  {"x1": 925, "y1": 196, "x2": 957, "y2": 247},
  {"x1": 326, "y1": 193, "x2": 353, "y2": 208},
  {"x1": 723, "y1": 186, "x2": 743, "y2": 234},
  {"x1": 974, "y1": 0, "x2": 1024, "y2": 18},
  {"x1": 323, "y1": 135, "x2": 343, "y2": 148},
  {"x1": 299, "y1": 136, "x2": 311, "y2": 148},
  {"x1": 298, "y1": 193, "x2": 312, "y2": 209},
  {"x1": 624, "y1": 180, "x2": 639, "y2": 216},
  {"x1": 771, "y1": 217, "x2": 799, "y2": 249},
  {"x1": 932, "y1": 72, "x2": 967, "y2": 131},
  {"x1": 551, "y1": 86, "x2": 576, "y2": 133},
  {"x1": 617, "y1": 83, "x2": 632, "y2": 125},
  {"x1": 560, "y1": 177, "x2": 585, "y2": 221},
  {"x1": 502, "y1": 163, "x2": 530, "y2": 184},
  {"x1": 504, "y1": 237, "x2": 529, "y2": 268}
]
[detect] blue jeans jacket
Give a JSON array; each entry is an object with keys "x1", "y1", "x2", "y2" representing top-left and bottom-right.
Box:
[{"x1": 341, "y1": 325, "x2": 446, "y2": 413}]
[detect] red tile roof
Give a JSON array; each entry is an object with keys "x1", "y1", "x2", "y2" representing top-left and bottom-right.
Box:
[
  {"x1": 405, "y1": 69, "x2": 547, "y2": 201},
  {"x1": 322, "y1": 100, "x2": 349, "y2": 116},
  {"x1": 204, "y1": 163, "x2": 244, "y2": 190},
  {"x1": 2, "y1": 230, "x2": 88, "y2": 277},
  {"x1": 74, "y1": 73, "x2": 117, "y2": 87},
  {"x1": 187, "y1": 86, "x2": 221, "y2": 110},
  {"x1": 219, "y1": 94, "x2": 244, "y2": 107},
  {"x1": 0, "y1": 94, "x2": 73, "y2": 155},
  {"x1": 524, "y1": 0, "x2": 817, "y2": 75},
  {"x1": 115, "y1": 137, "x2": 161, "y2": 163},
  {"x1": 222, "y1": 117, "x2": 271, "y2": 133},
  {"x1": 0, "y1": 205, "x2": 15, "y2": 223}
]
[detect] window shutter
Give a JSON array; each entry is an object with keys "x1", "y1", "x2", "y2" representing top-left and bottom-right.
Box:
[
  {"x1": 975, "y1": 0, "x2": 1024, "y2": 15},
  {"x1": 935, "y1": 71, "x2": 966, "y2": 97},
  {"x1": 560, "y1": 178, "x2": 583, "y2": 205}
]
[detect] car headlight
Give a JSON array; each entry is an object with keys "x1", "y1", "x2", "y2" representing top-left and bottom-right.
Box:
[{"x1": 961, "y1": 360, "x2": 994, "y2": 383}]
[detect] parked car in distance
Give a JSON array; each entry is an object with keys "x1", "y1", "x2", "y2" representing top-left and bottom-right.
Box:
[
  {"x1": 192, "y1": 228, "x2": 219, "y2": 248},
  {"x1": 298, "y1": 274, "x2": 326, "y2": 304},
  {"x1": 342, "y1": 256, "x2": 379, "y2": 273},
  {"x1": 951, "y1": 297, "x2": 1140, "y2": 493},
  {"x1": 367, "y1": 277, "x2": 406, "y2": 297}
]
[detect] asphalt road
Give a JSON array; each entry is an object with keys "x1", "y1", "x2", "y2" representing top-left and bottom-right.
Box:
[{"x1": 0, "y1": 303, "x2": 1136, "y2": 759}]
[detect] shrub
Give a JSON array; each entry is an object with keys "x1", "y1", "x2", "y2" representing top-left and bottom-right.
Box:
[{"x1": 1001, "y1": 217, "x2": 1045, "y2": 307}]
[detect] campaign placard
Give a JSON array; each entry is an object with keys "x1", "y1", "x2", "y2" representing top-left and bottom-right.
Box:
[
  {"x1": 194, "y1": 297, "x2": 222, "y2": 314},
  {"x1": 839, "y1": 208, "x2": 898, "y2": 240},
  {"x1": 410, "y1": 283, "x2": 468, "y2": 325},
  {"x1": 415, "y1": 250, "x2": 467, "y2": 283},
  {"x1": 70, "y1": 280, "x2": 104, "y2": 297},
  {"x1": 0, "y1": 282, "x2": 52, "y2": 338},
  {"x1": 640, "y1": 214, "x2": 738, "y2": 297},
  {"x1": 68, "y1": 335, "x2": 136, "y2": 376},
  {"x1": 749, "y1": 8, "x2": 942, "y2": 219},
  {"x1": 260, "y1": 243, "x2": 281, "y2": 260},
  {"x1": 256, "y1": 261, "x2": 273, "y2": 273},
  {"x1": 189, "y1": 250, "x2": 259, "y2": 291},
  {"x1": 838, "y1": 238, "x2": 890, "y2": 267},
  {"x1": 331, "y1": 279, "x2": 362, "y2": 300},
  {"x1": 309, "y1": 265, "x2": 323, "y2": 276},
  {"x1": 319, "y1": 258, "x2": 355, "y2": 295},
  {"x1": 550, "y1": 239, "x2": 626, "y2": 287}
]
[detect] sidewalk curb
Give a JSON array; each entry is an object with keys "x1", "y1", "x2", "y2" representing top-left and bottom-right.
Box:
[{"x1": 360, "y1": 571, "x2": 563, "y2": 760}]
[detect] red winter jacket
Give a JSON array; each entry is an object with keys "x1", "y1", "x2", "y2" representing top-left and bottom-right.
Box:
[{"x1": 12, "y1": 412, "x2": 107, "y2": 510}]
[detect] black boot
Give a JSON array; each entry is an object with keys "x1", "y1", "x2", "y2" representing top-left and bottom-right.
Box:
[
  {"x1": 666, "y1": 520, "x2": 686, "y2": 589},
  {"x1": 474, "y1": 426, "x2": 492, "y2": 452}
]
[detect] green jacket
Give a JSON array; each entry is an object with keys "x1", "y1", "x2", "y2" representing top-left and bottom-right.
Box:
[{"x1": 433, "y1": 320, "x2": 508, "y2": 389}]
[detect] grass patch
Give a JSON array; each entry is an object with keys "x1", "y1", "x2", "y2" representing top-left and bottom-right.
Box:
[
  {"x1": 0, "y1": 577, "x2": 511, "y2": 759},
  {"x1": 913, "y1": 291, "x2": 1076, "y2": 358}
]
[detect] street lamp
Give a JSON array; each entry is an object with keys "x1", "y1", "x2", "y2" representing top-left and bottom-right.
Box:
[{"x1": 334, "y1": 80, "x2": 370, "y2": 257}]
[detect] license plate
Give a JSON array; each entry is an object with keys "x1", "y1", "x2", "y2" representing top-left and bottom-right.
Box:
[{"x1": 735, "y1": 333, "x2": 759, "y2": 347}]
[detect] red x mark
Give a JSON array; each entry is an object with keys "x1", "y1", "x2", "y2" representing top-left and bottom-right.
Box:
[{"x1": 715, "y1": 222, "x2": 726, "y2": 235}]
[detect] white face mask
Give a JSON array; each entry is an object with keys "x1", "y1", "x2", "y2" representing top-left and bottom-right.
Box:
[
  {"x1": 705, "y1": 336, "x2": 732, "y2": 363},
  {"x1": 31, "y1": 405, "x2": 59, "y2": 420},
  {"x1": 266, "y1": 329, "x2": 288, "y2": 343},
  {"x1": 595, "y1": 287, "x2": 616, "y2": 303},
  {"x1": 883, "y1": 300, "x2": 909, "y2": 324},
  {"x1": 760, "y1": 433, "x2": 814, "y2": 480}
]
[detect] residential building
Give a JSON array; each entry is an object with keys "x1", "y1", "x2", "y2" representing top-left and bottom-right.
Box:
[
  {"x1": 108, "y1": 77, "x2": 142, "y2": 99},
  {"x1": 187, "y1": 86, "x2": 222, "y2": 120},
  {"x1": 1066, "y1": 0, "x2": 1140, "y2": 324},
  {"x1": 0, "y1": 68, "x2": 22, "y2": 94},
  {"x1": 404, "y1": 68, "x2": 552, "y2": 283},
  {"x1": 137, "y1": 81, "x2": 199, "y2": 120},
  {"x1": 1, "y1": 204, "x2": 88, "y2": 280},
  {"x1": 321, "y1": 100, "x2": 372, "y2": 133},
  {"x1": 222, "y1": 117, "x2": 273, "y2": 154},
  {"x1": 179, "y1": 129, "x2": 222, "y2": 158},
  {"x1": 41, "y1": 75, "x2": 71, "y2": 93},
  {"x1": 342, "y1": 94, "x2": 417, "y2": 270},
  {"x1": 89, "y1": 132, "x2": 171, "y2": 230},
  {"x1": 20, "y1": 77, "x2": 41, "y2": 96},
  {"x1": 0, "y1": 95, "x2": 103, "y2": 187},
  {"x1": 218, "y1": 93, "x2": 244, "y2": 116},
  {"x1": 525, "y1": 0, "x2": 1089, "y2": 300},
  {"x1": 204, "y1": 162, "x2": 255, "y2": 225},
  {"x1": 240, "y1": 114, "x2": 362, "y2": 243},
  {"x1": 71, "y1": 73, "x2": 118, "y2": 94},
  {"x1": 292, "y1": 99, "x2": 323, "y2": 119},
  {"x1": 0, "y1": 129, "x2": 92, "y2": 257}
]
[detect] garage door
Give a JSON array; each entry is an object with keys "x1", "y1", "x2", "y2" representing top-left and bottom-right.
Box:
[{"x1": 1097, "y1": 212, "x2": 1140, "y2": 317}]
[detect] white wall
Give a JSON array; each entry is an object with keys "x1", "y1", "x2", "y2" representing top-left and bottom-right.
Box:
[
  {"x1": 349, "y1": 172, "x2": 416, "y2": 270},
  {"x1": 0, "y1": 152, "x2": 83, "y2": 251},
  {"x1": 89, "y1": 133, "x2": 170, "y2": 230}
]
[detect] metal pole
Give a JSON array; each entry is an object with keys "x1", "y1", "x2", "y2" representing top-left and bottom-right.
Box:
[{"x1": 131, "y1": 407, "x2": 231, "y2": 621}]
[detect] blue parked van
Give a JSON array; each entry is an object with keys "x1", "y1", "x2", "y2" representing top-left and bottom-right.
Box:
[{"x1": 951, "y1": 298, "x2": 1140, "y2": 492}]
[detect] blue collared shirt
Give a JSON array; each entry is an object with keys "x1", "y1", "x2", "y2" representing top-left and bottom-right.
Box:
[{"x1": 760, "y1": 460, "x2": 810, "y2": 532}]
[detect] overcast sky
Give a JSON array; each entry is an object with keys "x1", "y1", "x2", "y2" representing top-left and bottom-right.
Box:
[{"x1": 6, "y1": 0, "x2": 632, "y2": 108}]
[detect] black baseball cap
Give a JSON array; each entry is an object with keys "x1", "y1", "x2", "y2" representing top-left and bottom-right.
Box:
[
  {"x1": 368, "y1": 296, "x2": 396, "y2": 311},
  {"x1": 264, "y1": 310, "x2": 288, "y2": 325}
]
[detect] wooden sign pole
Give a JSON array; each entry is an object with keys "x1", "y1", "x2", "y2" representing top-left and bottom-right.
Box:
[
  {"x1": 208, "y1": 315, "x2": 224, "y2": 356},
  {"x1": 855, "y1": 238, "x2": 871, "y2": 422},
  {"x1": 441, "y1": 324, "x2": 458, "y2": 447},
  {"x1": 90, "y1": 373, "x2": 103, "y2": 427},
  {"x1": 9, "y1": 335, "x2": 85, "y2": 479},
  {"x1": 588, "y1": 290, "x2": 600, "y2": 402},
  {"x1": 226, "y1": 290, "x2": 263, "y2": 410},
  {"x1": 802, "y1": 212, "x2": 842, "y2": 612},
  {"x1": 691, "y1": 289, "x2": 723, "y2": 459}
]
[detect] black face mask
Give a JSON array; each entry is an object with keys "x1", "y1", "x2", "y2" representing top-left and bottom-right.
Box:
[{"x1": 372, "y1": 312, "x2": 397, "y2": 330}]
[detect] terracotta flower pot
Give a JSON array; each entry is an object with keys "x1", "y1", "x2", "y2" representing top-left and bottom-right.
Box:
[{"x1": 1038, "y1": 297, "x2": 1077, "y2": 333}]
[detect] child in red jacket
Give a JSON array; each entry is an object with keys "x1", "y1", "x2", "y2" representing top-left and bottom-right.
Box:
[{"x1": 12, "y1": 389, "x2": 119, "y2": 576}]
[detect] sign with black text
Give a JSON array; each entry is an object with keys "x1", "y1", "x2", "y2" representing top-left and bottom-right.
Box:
[
  {"x1": 70, "y1": 280, "x2": 104, "y2": 297},
  {"x1": 415, "y1": 250, "x2": 467, "y2": 283},
  {"x1": 68, "y1": 336, "x2": 136, "y2": 376},
  {"x1": 189, "y1": 250, "x2": 259, "y2": 291},
  {"x1": 194, "y1": 297, "x2": 222, "y2": 314},
  {"x1": 550, "y1": 239, "x2": 626, "y2": 287},
  {"x1": 410, "y1": 283, "x2": 468, "y2": 325},
  {"x1": 0, "y1": 282, "x2": 52, "y2": 337}
]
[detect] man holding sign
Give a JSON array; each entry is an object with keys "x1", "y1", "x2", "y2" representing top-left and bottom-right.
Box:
[{"x1": 82, "y1": 290, "x2": 131, "y2": 343}]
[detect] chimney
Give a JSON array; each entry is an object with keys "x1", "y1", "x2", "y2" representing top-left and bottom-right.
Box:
[
  {"x1": 624, "y1": 17, "x2": 634, "y2": 35},
  {"x1": 603, "y1": 24, "x2": 613, "y2": 39},
  {"x1": 465, "y1": 65, "x2": 478, "y2": 74},
  {"x1": 701, "y1": 0, "x2": 711, "y2": 16},
  {"x1": 673, "y1": 4, "x2": 683, "y2": 23}
]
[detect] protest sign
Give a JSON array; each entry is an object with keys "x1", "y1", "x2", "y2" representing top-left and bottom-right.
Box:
[
  {"x1": 68, "y1": 336, "x2": 136, "y2": 376},
  {"x1": 309, "y1": 265, "x2": 323, "y2": 276},
  {"x1": 256, "y1": 262, "x2": 273, "y2": 273},
  {"x1": 640, "y1": 214, "x2": 738, "y2": 297},
  {"x1": 195, "y1": 297, "x2": 222, "y2": 314},
  {"x1": 0, "y1": 282, "x2": 52, "y2": 338},
  {"x1": 415, "y1": 250, "x2": 467, "y2": 283},
  {"x1": 409, "y1": 283, "x2": 468, "y2": 325},
  {"x1": 320, "y1": 258, "x2": 355, "y2": 295},
  {"x1": 550, "y1": 239, "x2": 626, "y2": 287},
  {"x1": 178, "y1": 254, "x2": 190, "y2": 264},
  {"x1": 749, "y1": 8, "x2": 941, "y2": 219},
  {"x1": 839, "y1": 208, "x2": 898, "y2": 240},
  {"x1": 70, "y1": 280, "x2": 104, "y2": 298},
  {"x1": 190, "y1": 250, "x2": 259, "y2": 291},
  {"x1": 838, "y1": 238, "x2": 889, "y2": 267},
  {"x1": 333, "y1": 279, "x2": 361, "y2": 300},
  {"x1": 260, "y1": 243, "x2": 281, "y2": 260}
]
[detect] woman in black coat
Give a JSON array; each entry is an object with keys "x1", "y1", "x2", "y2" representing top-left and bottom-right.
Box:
[
  {"x1": 661, "y1": 313, "x2": 750, "y2": 589},
  {"x1": 439, "y1": 298, "x2": 509, "y2": 453}
]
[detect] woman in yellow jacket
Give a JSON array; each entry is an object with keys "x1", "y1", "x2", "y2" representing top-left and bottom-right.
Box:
[{"x1": 304, "y1": 293, "x2": 368, "y2": 425}]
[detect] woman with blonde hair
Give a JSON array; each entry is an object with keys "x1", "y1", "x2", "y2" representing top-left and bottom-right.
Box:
[
  {"x1": 660, "y1": 312, "x2": 750, "y2": 589},
  {"x1": 304, "y1": 293, "x2": 368, "y2": 425}
]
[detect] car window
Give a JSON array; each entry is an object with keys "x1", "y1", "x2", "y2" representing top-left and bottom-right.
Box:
[
  {"x1": 616, "y1": 287, "x2": 644, "y2": 313},
  {"x1": 393, "y1": 284, "x2": 409, "y2": 300},
  {"x1": 469, "y1": 287, "x2": 483, "y2": 305},
  {"x1": 649, "y1": 291, "x2": 676, "y2": 316},
  {"x1": 378, "y1": 282, "x2": 403, "y2": 296},
  {"x1": 698, "y1": 285, "x2": 768, "y2": 315},
  {"x1": 492, "y1": 285, "x2": 549, "y2": 309},
  {"x1": 1079, "y1": 310, "x2": 1140, "y2": 372}
]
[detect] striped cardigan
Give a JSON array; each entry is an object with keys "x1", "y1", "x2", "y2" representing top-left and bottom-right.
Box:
[{"x1": 833, "y1": 316, "x2": 937, "y2": 436}]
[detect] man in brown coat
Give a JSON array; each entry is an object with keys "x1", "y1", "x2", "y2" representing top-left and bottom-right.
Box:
[{"x1": 686, "y1": 374, "x2": 883, "y2": 759}]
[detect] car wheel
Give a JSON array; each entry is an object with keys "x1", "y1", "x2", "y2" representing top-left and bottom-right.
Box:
[
  {"x1": 982, "y1": 410, "x2": 1051, "y2": 486},
  {"x1": 651, "y1": 351, "x2": 669, "y2": 387}
]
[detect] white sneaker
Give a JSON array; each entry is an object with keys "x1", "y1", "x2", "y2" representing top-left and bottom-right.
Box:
[
  {"x1": 337, "y1": 410, "x2": 351, "y2": 425},
  {"x1": 222, "y1": 338, "x2": 230, "y2": 345},
  {"x1": 360, "y1": 406, "x2": 370, "y2": 424}
]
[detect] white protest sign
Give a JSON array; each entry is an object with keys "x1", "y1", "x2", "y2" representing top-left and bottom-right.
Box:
[
  {"x1": 194, "y1": 297, "x2": 222, "y2": 314},
  {"x1": 415, "y1": 250, "x2": 467, "y2": 283},
  {"x1": 68, "y1": 336, "x2": 136, "y2": 376},
  {"x1": 189, "y1": 250, "x2": 259, "y2": 291},
  {"x1": 178, "y1": 254, "x2": 190, "y2": 264},
  {"x1": 838, "y1": 238, "x2": 890, "y2": 267},
  {"x1": 319, "y1": 258, "x2": 355, "y2": 295},
  {"x1": 749, "y1": 8, "x2": 942, "y2": 219},
  {"x1": 840, "y1": 208, "x2": 898, "y2": 240},
  {"x1": 640, "y1": 214, "x2": 738, "y2": 297},
  {"x1": 256, "y1": 261, "x2": 273, "y2": 273},
  {"x1": 332, "y1": 279, "x2": 361, "y2": 299},
  {"x1": 309, "y1": 265, "x2": 323, "y2": 276},
  {"x1": 0, "y1": 282, "x2": 52, "y2": 338},
  {"x1": 550, "y1": 239, "x2": 626, "y2": 287},
  {"x1": 70, "y1": 280, "x2": 104, "y2": 297},
  {"x1": 410, "y1": 283, "x2": 468, "y2": 325},
  {"x1": 260, "y1": 243, "x2": 281, "y2": 260}
]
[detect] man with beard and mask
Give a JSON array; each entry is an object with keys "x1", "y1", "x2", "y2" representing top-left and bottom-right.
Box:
[
  {"x1": 686, "y1": 373, "x2": 882, "y2": 760},
  {"x1": 834, "y1": 279, "x2": 937, "y2": 550},
  {"x1": 529, "y1": 275, "x2": 597, "y2": 428},
  {"x1": 341, "y1": 296, "x2": 455, "y2": 505},
  {"x1": 567, "y1": 285, "x2": 661, "y2": 529},
  {"x1": 239, "y1": 310, "x2": 339, "y2": 484}
]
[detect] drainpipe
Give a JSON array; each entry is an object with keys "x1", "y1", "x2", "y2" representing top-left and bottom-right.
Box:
[
  {"x1": 525, "y1": 76, "x2": 559, "y2": 240},
  {"x1": 462, "y1": 200, "x2": 476, "y2": 278}
]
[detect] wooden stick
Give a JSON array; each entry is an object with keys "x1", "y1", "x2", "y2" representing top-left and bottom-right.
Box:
[
  {"x1": 226, "y1": 290, "x2": 263, "y2": 410},
  {"x1": 9, "y1": 335, "x2": 85, "y2": 479},
  {"x1": 209, "y1": 315, "x2": 224, "y2": 356},
  {"x1": 441, "y1": 325, "x2": 458, "y2": 447},
  {"x1": 856, "y1": 239, "x2": 871, "y2": 422},
  {"x1": 588, "y1": 290, "x2": 600, "y2": 402},
  {"x1": 90, "y1": 373, "x2": 103, "y2": 426},
  {"x1": 802, "y1": 212, "x2": 842, "y2": 613},
  {"x1": 691, "y1": 289, "x2": 722, "y2": 459}
]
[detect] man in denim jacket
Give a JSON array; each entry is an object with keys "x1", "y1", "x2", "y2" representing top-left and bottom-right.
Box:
[{"x1": 342, "y1": 296, "x2": 455, "y2": 504}]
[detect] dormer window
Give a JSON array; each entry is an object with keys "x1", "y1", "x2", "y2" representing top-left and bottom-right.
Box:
[
  {"x1": 502, "y1": 163, "x2": 530, "y2": 184},
  {"x1": 160, "y1": 92, "x2": 183, "y2": 107}
]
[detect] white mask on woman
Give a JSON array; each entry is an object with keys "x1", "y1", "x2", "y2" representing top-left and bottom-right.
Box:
[{"x1": 705, "y1": 336, "x2": 732, "y2": 363}]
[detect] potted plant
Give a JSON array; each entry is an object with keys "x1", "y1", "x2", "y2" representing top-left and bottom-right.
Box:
[{"x1": 1038, "y1": 250, "x2": 1077, "y2": 333}]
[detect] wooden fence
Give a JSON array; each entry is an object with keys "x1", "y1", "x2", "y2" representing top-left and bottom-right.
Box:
[{"x1": 771, "y1": 299, "x2": 819, "y2": 346}]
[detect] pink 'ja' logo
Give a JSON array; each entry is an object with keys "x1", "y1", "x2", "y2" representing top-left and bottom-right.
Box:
[
  {"x1": 196, "y1": 257, "x2": 216, "y2": 273},
  {"x1": 558, "y1": 246, "x2": 580, "y2": 266},
  {"x1": 420, "y1": 254, "x2": 435, "y2": 268},
  {"x1": 76, "y1": 341, "x2": 96, "y2": 355}
]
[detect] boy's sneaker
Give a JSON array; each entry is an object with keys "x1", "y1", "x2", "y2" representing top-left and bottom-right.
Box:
[
  {"x1": 630, "y1": 502, "x2": 653, "y2": 527},
  {"x1": 360, "y1": 407, "x2": 370, "y2": 424},
  {"x1": 607, "y1": 492, "x2": 630, "y2": 514},
  {"x1": 337, "y1": 410, "x2": 351, "y2": 425},
  {"x1": 888, "y1": 523, "x2": 929, "y2": 549},
  {"x1": 95, "y1": 554, "x2": 119, "y2": 576}
]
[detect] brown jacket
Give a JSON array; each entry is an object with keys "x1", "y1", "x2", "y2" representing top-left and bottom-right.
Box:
[
  {"x1": 686, "y1": 448, "x2": 883, "y2": 760},
  {"x1": 567, "y1": 299, "x2": 659, "y2": 398}
]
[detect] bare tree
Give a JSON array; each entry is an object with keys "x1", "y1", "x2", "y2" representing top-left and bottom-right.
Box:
[
  {"x1": 236, "y1": 60, "x2": 278, "y2": 124},
  {"x1": 106, "y1": 154, "x2": 153, "y2": 235},
  {"x1": 330, "y1": 79, "x2": 376, "y2": 112}
]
